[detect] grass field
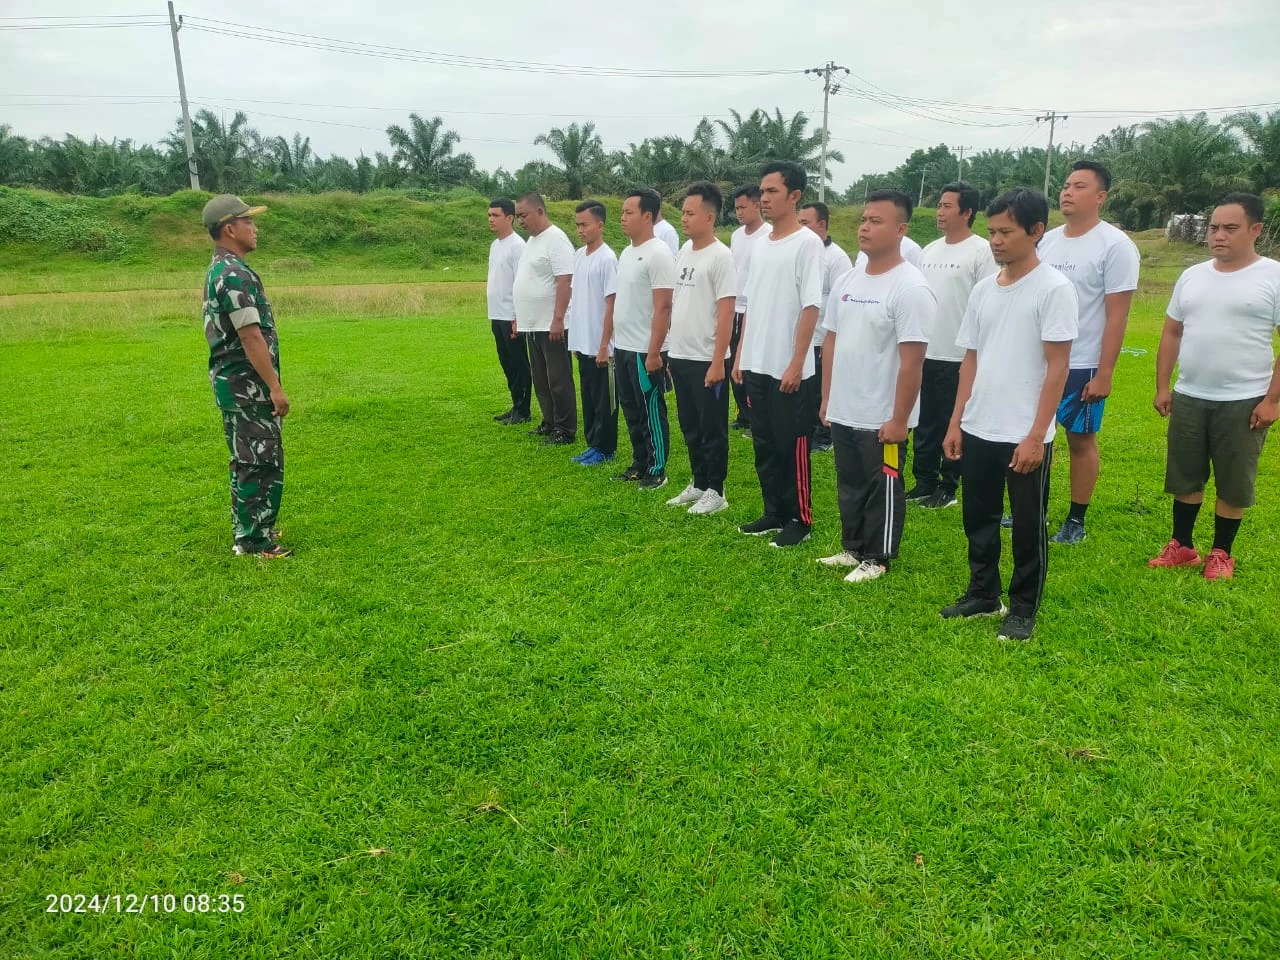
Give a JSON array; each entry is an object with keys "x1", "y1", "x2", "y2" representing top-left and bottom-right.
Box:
[{"x1": 3, "y1": 231, "x2": 1279, "y2": 958}]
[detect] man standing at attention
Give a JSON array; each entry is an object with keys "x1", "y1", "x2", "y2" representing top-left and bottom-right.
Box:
[
  {"x1": 729, "y1": 184, "x2": 771, "y2": 432},
  {"x1": 603, "y1": 188, "x2": 677, "y2": 490},
  {"x1": 817, "y1": 190, "x2": 934, "y2": 583},
  {"x1": 513, "y1": 193, "x2": 577, "y2": 445},
  {"x1": 732, "y1": 160, "x2": 825, "y2": 548},
  {"x1": 912, "y1": 181, "x2": 998, "y2": 508},
  {"x1": 1150, "y1": 193, "x2": 1280, "y2": 579},
  {"x1": 666, "y1": 181, "x2": 738, "y2": 516},
  {"x1": 941, "y1": 189, "x2": 1078, "y2": 642},
  {"x1": 201, "y1": 195, "x2": 291, "y2": 559},
  {"x1": 486, "y1": 198, "x2": 530, "y2": 425},
  {"x1": 798, "y1": 200, "x2": 854, "y2": 454},
  {"x1": 1037, "y1": 160, "x2": 1140, "y2": 544},
  {"x1": 568, "y1": 200, "x2": 619, "y2": 467}
]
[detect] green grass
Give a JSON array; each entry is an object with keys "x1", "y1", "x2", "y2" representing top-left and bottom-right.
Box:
[{"x1": 3, "y1": 252, "x2": 1277, "y2": 957}]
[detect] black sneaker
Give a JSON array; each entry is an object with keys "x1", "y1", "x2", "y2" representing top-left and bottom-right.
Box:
[
  {"x1": 738, "y1": 515, "x2": 783, "y2": 536},
  {"x1": 506, "y1": 411, "x2": 531, "y2": 426},
  {"x1": 541, "y1": 429, "x2": 575, "y2": 446},
  {"x1": 769, "y1": 521, "x2": 812, "y2": 548},
  {"x1": 920, "y1": 488, "x2": 958, "y2": 509},
  {"x1": 1000, "y1": 514, "x2": 1013, "y2": 529},
  {"x1": 638, "y1": 472, "x2": 668, "y2": 490},
  {"x1": 905, "y1": 485, "x2": 934, "y2": 502},
  {"x1": 998, "y1": 612, "x2": 1036, "y2": 641},
  {"x1": 813, "y1": 440, "x2": 833, "y2": 454},
  {"x1": 731, "y1": 418, "x2": 750, "y2": 431},
  {"x1": 494, "y1": 408, "x2": 514, "y2": 423},
  {"x1": 612, "y1": 463, "x2": 644, "y2": 482},
  {"x1": 940, "y1": 594, "x2": 1008, "y2": 619},
  {"x1": 1050, "y1": 517, "x2": 1087, "y2": 545},
  {"x1": 528, "y1": 422, "x2": 552, "y2": 437}
]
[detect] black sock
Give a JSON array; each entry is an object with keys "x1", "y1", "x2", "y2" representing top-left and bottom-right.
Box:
[
  {"x1": 1172, "y1": 499, "x2": 1201, "y2": 548},
  {"x1": 1213, "y1": 515, "x2": 1241, "y2": 555},
  {"x1": 1068, "y1": 501, "x2": 1089, "y2": 523}
]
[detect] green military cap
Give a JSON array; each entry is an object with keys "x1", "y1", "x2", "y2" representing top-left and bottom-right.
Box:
[{"x1": 202, "y1": 194, "x2": 268, "y2": 229}]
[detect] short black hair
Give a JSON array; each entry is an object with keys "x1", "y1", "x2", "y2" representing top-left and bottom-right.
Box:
[
  {"x1": 1217, "y1": 192, "x2": 1265, "y2": 225},
  {"x1": 489, "y1": 198, "x2": 515, "y2": 217},
  {"x1": 208, "y1": 223, "x2": 225, "y2": 241},
  {"x1": 574, "y1": 200, "x2": 607, "y2": 223},
  {"x1": 800, "y1": 201, "x2": 829, "y2": 226},
  {"x1": 732, "y1": 184, "x2": 762, "y2": 203},
  {"x1": 624, "y1": 188, "x2": 661, "y2": 221},
  {"x1": 865, "y1": 188, "x2": 913, "y2": 223},
  {"x1": 939, "y1": 180, "x2": 980, "y2": 227},
  {"x1": 684, "y1": 180, "x2": 722, "y2": 218},
  {"x1": 759, "y1": 160, "x2": 806, "y2": 195},
  {"x1": 515, "y1": 192, "x2": 545, "y2": 212},
  {"x1": 1069, "y1": 160, "x2": 1112, "y2": 192},
  {"x1": 986, "y1": 188, "x2": 1049, "y2": 235}
]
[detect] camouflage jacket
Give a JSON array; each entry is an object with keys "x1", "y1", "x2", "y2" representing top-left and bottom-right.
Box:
[{"x1": 203, "y1": 248, "x2": 279, "y2": 411}]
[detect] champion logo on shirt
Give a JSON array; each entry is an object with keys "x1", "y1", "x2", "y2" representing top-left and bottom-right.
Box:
[{"x1": 841, "y1": 294, "x2": 882, "y2": 304}]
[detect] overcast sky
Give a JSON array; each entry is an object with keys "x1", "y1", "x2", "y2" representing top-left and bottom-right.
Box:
[{"x1": 4, "y1": 0, "x2": 1279, "y2": 190}]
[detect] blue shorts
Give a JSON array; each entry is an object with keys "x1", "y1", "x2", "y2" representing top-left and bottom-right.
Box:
[{"x1": 1057, "y1": 367, "x2": 1105, "y2": 434}]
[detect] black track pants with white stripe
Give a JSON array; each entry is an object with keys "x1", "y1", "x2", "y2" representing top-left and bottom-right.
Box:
[
  {"x1": 831, "y1": 424, "x2": 905, "y2": 563},
  {"x1": 960, "y1": 432, "x2": 1054, "y2": 618},
  {"x1": 744, "y1": 371, "x2": 815, "y2": 525}
]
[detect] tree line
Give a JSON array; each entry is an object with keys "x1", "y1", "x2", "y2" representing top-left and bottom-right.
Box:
[{"x1": 1, "y1": 107, "x2": 1276, "y2": 230}]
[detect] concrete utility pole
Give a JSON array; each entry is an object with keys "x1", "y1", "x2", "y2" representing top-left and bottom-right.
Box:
[
  {"x1": 805, "y1": 61, "x2": 848, "y2": 202},
  {"x1": 918, "y1": 167, "x2": 927, "y2": 209},
  {"x1": 168, "y1": 1, "x2": 200, "y2": 190},
  {"x1": 954, "y1": 145, "x2": 972, "y2": 180},
  {"x1": 1035, "y1": 111, "x2": 1067, "y2": 197}
]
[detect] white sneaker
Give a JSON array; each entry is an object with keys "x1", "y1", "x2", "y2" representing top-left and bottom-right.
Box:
[
  {"x1": 666, "y1": 483, "x2": 704, "y2": 507},
  {"x1": 844, "y1": 560, "x2": 887, "y2": 583},
  {"x1": 688, "y1": 489, "x2": 728, "y2": 515},
  {"x1": 817, "y1": 550, "x2": 859, "y2": 567}
]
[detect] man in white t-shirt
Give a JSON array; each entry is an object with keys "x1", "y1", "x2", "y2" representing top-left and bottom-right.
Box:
[
  {"x1": 729, "y1": 184, "x2": 771, "y2": 431},
  {"x1": 653, "y1": 194, "x2": 680, "y2": 256},
  {"x1": 513, "y1": 192, "x2": 577, "y2": 444},
  {"x1": 941, "y1": 188, "x2": 1078, "y2": 642},
  {"x1": 818, "y1": 190, "x2": 934, "y2": 583},
  {"x1": 486, "y1": 199, "x2": 531, "y2": 425},
  {"x1": 665, "y1": 181, "x2": 738, "y2": 516},
  {"x1": 1150, "y1": 193, "x2": 1280, "y2": 581},
  {"x1": 568, "y1": 200, "x2": 619, "y2": 467},
  {"x1": 602, "y1": 188, "x2": 677, "y2": 490},
  {"x1": 913, "y1": 181, "x2": 998, "y2": 508},
  {"x1": 732, "y1": 160, "x2": 825, "y2": 548},
  {"x1": 899, "y1": 234, "x2": 923, "y2": 268},
  {"x1": 1038, "y1": 160, "x2": 1141, "y2": 545},
  {"x1": 799, "y1": 201, "x2": 855, "y2": 454}
]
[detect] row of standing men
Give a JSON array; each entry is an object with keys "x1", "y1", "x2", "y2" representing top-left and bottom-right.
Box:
[{"x1": 485, "y1": 165, "x2": 1280, "y2": 642}]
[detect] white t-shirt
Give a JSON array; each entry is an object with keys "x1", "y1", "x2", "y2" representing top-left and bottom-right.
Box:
[
  {"x1": 730, "y1": 222, "x2": 771, "y2": 313},
  {"x1": 613, "y1": 238, "x2": 677, "y2": 354},
  {"x1": 1038, "y1": 221, "x2": 1140, "y2": 369},
  {"x1": 669, "y1": 239, "x2": 737, "y2": 362},
  {"x1": 1167, "y1": 257, "x2": 1280, "y2": 402},
  {"x1": 567, "y1": 243, "x2": 619, "y2": 357},
  {"x1": 740, "y1": 227, "x2": 825, "y2": 381},
  {"x1": 900, "y1": 235, "x2": 923, "y2": 268},
  {"x1": 512, "y1": 224, "x2": 575, "y2": 333},
  {"x1": 813, "y1": 240, "x2": 856, "y2": 347},
  {"x1": 822, "y1": 262, "x2": 935, "y2": 430},
  {"x1": 654, "y1": 218, "x2": 680, "y2": 256},
  {"x1": 486, "y1": 232, "x2": 525, "y2": 321},
  {"x1": 955, "y1": 263, "x2": 1080, "y2": 444},
  {"x1": 918, "y1": 233, "x2": 999, "y2": 362}
]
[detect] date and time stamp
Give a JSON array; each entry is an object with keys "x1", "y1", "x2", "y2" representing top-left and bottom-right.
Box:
[{"x1": 44, "y1": 893, "x2": 245, "y2": 915}]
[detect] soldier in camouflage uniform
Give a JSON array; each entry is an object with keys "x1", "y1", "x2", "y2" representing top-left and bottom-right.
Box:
[{"x1": 201, "y1": 195, "x2": 292, "y2": 558}]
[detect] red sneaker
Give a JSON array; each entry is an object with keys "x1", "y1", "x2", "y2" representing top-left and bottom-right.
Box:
[
  {"x1": 1147, "y1": 540, "x2": 1202, "y2": 568},
  {"x1": 1203, "y1": 548, "x2": 1235, "y2": 580}
]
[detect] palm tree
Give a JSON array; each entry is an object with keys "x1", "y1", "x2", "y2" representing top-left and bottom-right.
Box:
[
  {"x1": 533, "y1": 122, "x2": 610, "y2": 200},
  {"x1": 385, "y1": 113, "x2": 474, "y2": 188},
  {"x1": 1114, "y1": 114, "x2": 1251, "y2": 224},
  {"x1": 1225, "y1": 110, "x2": 1280, "y2": 191},
  {"x1": 0, "y1": 124, "x2": 31, "y2": 185}
]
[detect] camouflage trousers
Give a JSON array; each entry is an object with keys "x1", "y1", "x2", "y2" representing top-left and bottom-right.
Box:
[{"x1": 220, "y1": 408, "x2": 284, "y2": 552}]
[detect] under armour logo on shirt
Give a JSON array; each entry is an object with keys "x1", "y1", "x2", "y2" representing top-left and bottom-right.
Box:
[{"x1": 679, "y1": 266, "x2": 696, "y2": 282}]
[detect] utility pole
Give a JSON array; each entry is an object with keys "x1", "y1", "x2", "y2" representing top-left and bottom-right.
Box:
[
  {"x1": 805, "y1": 61, "x2": 849, "y2": 202},
  {"x1": 1035, "y1": 111, "x2": 1067, "y2": 197},
  {"x1": 918, "y1": 167, "x2": 927, "y2": 209},
  {"x1": 953, "y1": 145, "x2": 972, "y2": 180},
  {"x1": 168, "y1": 1, "x2": 200, "y2": 190}
]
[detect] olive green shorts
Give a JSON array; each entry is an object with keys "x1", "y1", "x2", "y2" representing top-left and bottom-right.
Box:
[{"x1": 1165, "y1": 392, "x2": 1269, "y2": 507}]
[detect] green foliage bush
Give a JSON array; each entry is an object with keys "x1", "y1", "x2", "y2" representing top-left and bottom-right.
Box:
[{"x1": 0, "y1": 188, "x2": 130, "y2": 258}]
